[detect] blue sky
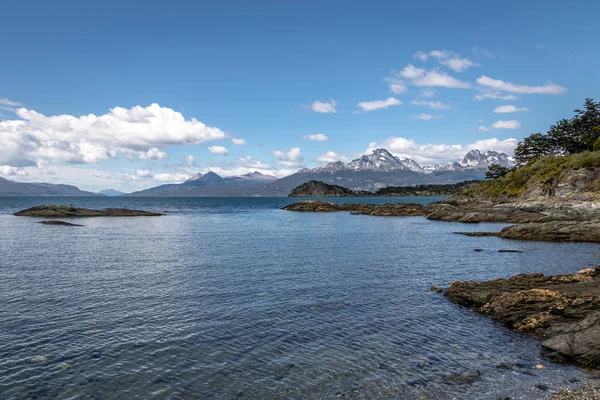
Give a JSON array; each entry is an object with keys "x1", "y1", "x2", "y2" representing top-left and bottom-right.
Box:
[{"x1": 1, "y1": 0, "x2": 598, "y2": 191}]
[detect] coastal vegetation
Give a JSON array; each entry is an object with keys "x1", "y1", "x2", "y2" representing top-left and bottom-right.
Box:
[
  {"x1": 288, "y1": 180, "x2": 478, "y2": 197},
  {"x1": 468, "y1": 98, "x2": 600, "y2": 199}
]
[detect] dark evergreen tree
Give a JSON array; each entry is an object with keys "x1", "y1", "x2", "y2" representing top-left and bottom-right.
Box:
[{"x1": 485, "y1": 164, "x2": 511, "y2": 180}]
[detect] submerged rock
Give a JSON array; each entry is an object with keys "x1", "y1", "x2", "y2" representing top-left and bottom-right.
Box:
[
  {"x1": 444, "y1": 266, "x2": 600, "y2": 368},
  {"x1": 15, "y1": 205, "x2": 163, "y2": 217},
  {"x1": 38, "y1": 220, "x2": 83, "y2": 226},
  {"x1": 446, "y1": 369, "x2": 481, "y2": 384}
]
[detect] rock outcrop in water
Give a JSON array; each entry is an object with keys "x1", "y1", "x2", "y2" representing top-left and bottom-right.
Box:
[
  {"x1": 444, "y1": 266, "x2": 600, "y2": 368},
  {"x1": 282, "y1": 200, "x2": 428, "y2": 216},
  {"x1": 38, "y1": 220, "x2": 84, "y2": 226},
  {"x1": 14, "y1": 205, "x2": 163, "y2": 217}
]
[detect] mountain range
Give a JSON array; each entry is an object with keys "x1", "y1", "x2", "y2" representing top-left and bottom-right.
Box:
[
  {"x1": 0, "y1": 149, "x2": 513, "y2": 197},
  {"x1": 0, "y1": 176, "x2": 100, "y2": 196},
  {"x1": 127, "y1": 149, "x2": 513, "y2": 196}
]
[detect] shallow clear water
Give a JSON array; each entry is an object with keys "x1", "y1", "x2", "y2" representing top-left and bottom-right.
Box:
[{"x1": 1, "y1": 197, "x2": 599, "y2": 399}]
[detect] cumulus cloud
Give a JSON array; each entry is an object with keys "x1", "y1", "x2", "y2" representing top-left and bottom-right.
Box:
[
  {"x1": 185, "y1": 155, "x2": 195, "y2": 165},
  {"x1": 310, "y1": 99, "x2": 337, "y2": 113},
  {"x1": 474, "y1": 90, "x2": 518, "y2": 101},
  {"x1": 232, "y1": 137, "x2": 247, "y2": 146},
  {"x1": 411, "y1": 114, "x2": 442, "y2": 120},
  {"x1": 135, "y1": 169, "x2": 153, "y2": 178},
  {"x1": 419, "y1": 89, "x2": 436, "y2": 98},
  {"x1": 0, "y1": 165, "x2": 27, "y2": 176},
  {"x1": 302, "y1": 133, "x2": 329, "y2": 141},
  {"x1": 494, "y1": 105, "x2": 529, "y2": 113},
  {"x1": 476, "y1": 76, "x2": 566, "y2": 94},
  {"x1": 429, "y1": 50, "x2": 479, "y2": 72},
  {"x1": 316, "y1": 151, "x2": 349, "y2": 163},
  {"x1": 366, "y1": 137, "x2": 518, "y2": 165},
  {"x1": 238, "y1": 156, "x2": 271, "y2": 169},
  {"x1": 357, "y1": 97, "x2": 402, "y2": 112},
  {"x1": 391, "y1": 65, "x2": 472, "y2": 90},
  {"x1": 411, "y1": 100, "x2": 451, "y2": 110},
  {"x1": 387, "y1": 78, "x2": 407, "y2": 94},
  {"x1": 413, "y1": 51, "x2": 428, "y2": 61},
  {"x1": 272, "y1": 147, "x2": 303, "y2": 167},
  {"x1": 0, "y1": 103, "x2": 227, "y2": 168},
  {"x1": 139, "y1": 148, "x2": 168, "y2": 160},
  {"x1": 478, "y1": 120, "x2": 521, "y2": 131},
  {"x1": 208, "y1": 145, "x2": 229, "y2": 155}
]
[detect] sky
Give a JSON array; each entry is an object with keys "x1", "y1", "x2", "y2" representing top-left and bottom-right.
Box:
[{"x1": 1, "y1": 0, "x2": 599, "y2": 192}]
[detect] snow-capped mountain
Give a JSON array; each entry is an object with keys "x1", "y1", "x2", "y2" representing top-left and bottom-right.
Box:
[
  {"x1": 431, "y1": 150, "x2": 512, "y2": 173},
  {"x1": 460, "y1": 150, "x2": 512, "y2": 169},
  {"x1": 303, "y1": 148, "x2": 512, "y2": 176},
  {"x1": 346, "y1": 149, "x2": 410, "y2": 172},
  {"x1": 237, "y1": 172, "x2": 278, "y2": 181},
  {"x1": 305, "y1": 149, "x2": 424, "y2": 174}
]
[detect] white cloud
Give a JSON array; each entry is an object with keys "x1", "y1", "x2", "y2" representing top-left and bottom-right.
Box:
[
  {"x1": 494, "y1": 105, "x2": 529, "y2": 113},
  {"x1": 0, "y1": 165, "x2": 27, "y2": 176},
  {"x1": 0, "y1": 103, "x2": 227, "y2": 168},
  {"x1": 387, "y1": 78, "x2": 407, "y2": 94},
  {"x1": 365, "y1": 137, "x2": 518, "y2": 165},
  {"x1": 208, "y1": 145, "x2": 229, "y2": 155},
  {"x1": 302, "y1": 133, "x2": 329, "y2": 141},
  {"x1": 272, "y1": 147, "x2": 303, "y2": 167},
  {"x1": 478, "y1": 120, "x2": 521, "y2": 131},
  {"x1": 185, "y1": 155, "x2": 195, "y2": 165},
  {"x1": 411, "y1": 100, "x2": 451, "y2": 110},
  {"x1": 310, "y1": 99, "x2": 337, "y2": 113},
  {"x1": 135, "y1": 169, "x2": 153, "y2": 178},
  {"x1": 413, "y1": 51, "x2": 428, "y2": 61},
  {"x1": 476, "y1": 76, "x2": 566, "y2": 94},
  {"x1": 316, "y1": 151, "x2": 349, "y2": 163},
  {"x1": 153, "y1": 172, "x2": 190, "y2": 182},
  {"x1": 419, "y1": 89, "x2": 436, "y2": 98},
  {"x1": 427, "y1": 50, "x2": 479, "y2": 72},
  {"x1": 139, "y1": 148, "x2": 168, "y2": 160},
  {"x1": 0, "y1": 98, "x2": 23, "y2": 107},
  {"x1": 411, "y1": 114, "x2": 442, "y2": 120},
  {"x1": 357, "y1": 97, "x2": 402, "y2": 112},
  {"x1": 395, "y1": 65, "x2": 472, "y2": 89},
  {"x1": 474, "y1": 90, "x2": 518, "y2": 101},
  {"x1": 232, "y1": 137, "x2": 247, "y2": 146},
  {"x1": 238, "y1": 156, "x2": 271, "y2": 169}
]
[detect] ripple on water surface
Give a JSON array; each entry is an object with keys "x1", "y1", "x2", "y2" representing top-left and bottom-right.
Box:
[{"x1": 1, "y1": 197, "x2": 598, "y2": 399}]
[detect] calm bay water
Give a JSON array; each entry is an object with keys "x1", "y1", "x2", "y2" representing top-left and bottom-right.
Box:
[{"x1": 1, "y1": 196, "x2": 599, "y2": 399}]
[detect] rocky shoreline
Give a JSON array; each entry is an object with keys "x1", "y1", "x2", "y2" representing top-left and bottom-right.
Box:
[
  {"x1": 283, "y1": 197, "x2": 600, "y2": 242},
  {"x1": 443, "y1": 266, "x2": 600, "y2": 369},
  {"x1": 14, "y1": 205, "x2": 163, "y2": 217}
]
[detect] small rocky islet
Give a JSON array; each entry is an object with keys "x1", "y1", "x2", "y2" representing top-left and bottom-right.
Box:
[{"x1": 14, "y1": 204, "x2": 163, "y2": 218}]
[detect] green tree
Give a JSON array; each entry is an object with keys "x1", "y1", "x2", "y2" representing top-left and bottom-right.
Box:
[
  {"x1": 485, "y1": 164, "x2": 511, "y2": 180},
  {"x1": 514, "y1": 133, "x2": 553, "y2": 165}
]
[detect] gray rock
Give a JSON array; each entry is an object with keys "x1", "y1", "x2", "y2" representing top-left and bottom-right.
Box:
[{"x1": 541, "y1": 312, "x2": 600, "y2": 367}]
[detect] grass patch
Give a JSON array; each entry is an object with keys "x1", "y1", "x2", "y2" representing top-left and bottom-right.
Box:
[{"x1": 463, "y1": 151, "x2": 600, "y2": 198}]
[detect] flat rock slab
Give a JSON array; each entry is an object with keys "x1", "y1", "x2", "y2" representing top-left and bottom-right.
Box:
[
  {"x1": 15, "y1": 205, "x2": 163, "y2": 217},
  {"x1": 38, "y1": 220, "x2": 83, "y2": 226}
]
